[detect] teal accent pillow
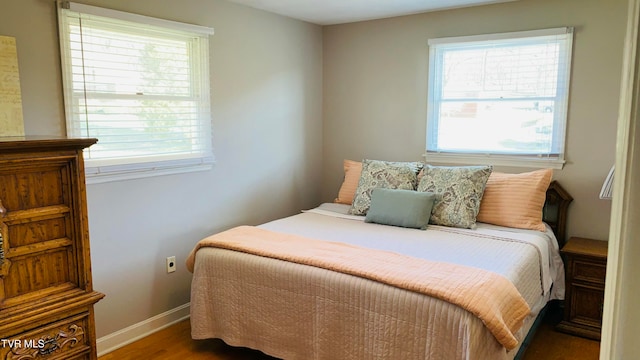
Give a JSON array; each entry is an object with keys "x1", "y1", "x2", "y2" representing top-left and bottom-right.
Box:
[{"x1": 365, "y1": 188, "x2": 436, "y2": 230}]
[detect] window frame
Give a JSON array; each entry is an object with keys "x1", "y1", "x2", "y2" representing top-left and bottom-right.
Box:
[
  {"x1": 425, "y1": 27, "x2": 574, "y2": 169},
  {"x1": 57, "y1": 2, "x2": 215, "y2": 183}
]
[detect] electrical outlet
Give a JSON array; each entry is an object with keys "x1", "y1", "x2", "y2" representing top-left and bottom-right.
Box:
[{"x1": 166, "y1": 256, "x2": 176, "y2": 273}]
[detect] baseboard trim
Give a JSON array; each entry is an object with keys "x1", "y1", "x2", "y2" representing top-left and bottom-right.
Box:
[{"x1": 96, "y1": 302, "x2": 191, "y2": 356}]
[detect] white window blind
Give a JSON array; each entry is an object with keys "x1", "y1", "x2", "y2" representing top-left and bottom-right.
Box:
[
  {"x1": 57, "y1": 2, "x2": 214, "y2": 182},
  {"x1": 426, "y1": 28, "x2": 573, "y2": 169}
]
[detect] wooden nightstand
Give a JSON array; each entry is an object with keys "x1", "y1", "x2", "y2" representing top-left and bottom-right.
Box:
[{"x1": 556, "y1": 237, "x2": 608, "y2": 340}]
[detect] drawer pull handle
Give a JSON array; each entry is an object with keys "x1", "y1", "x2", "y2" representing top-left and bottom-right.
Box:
[
  {"x1": 6, "y1": 324, "x2": 85, "y2": 359},
  {"x1": 37, "y1": 338, "x2": 59, "y2": 355}
]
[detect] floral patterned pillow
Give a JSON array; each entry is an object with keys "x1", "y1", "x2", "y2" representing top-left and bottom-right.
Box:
[
  {"x1": 349, "y1": 159, "x2": 421, "y2": 216},
  {"x1": 417, "y1": 165, "x2": 493, "y2": 229}
]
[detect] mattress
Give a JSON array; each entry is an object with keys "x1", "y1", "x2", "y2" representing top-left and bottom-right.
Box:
[{"x1": 189, "y1": 203, "x2": 565, "y2": 360}]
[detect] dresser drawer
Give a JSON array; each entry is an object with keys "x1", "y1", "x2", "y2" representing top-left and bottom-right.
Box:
[
  {"x1": 0, "y1": 312, "x2": 91, "y2": 359},
  {"x1": 572, "y1": 258, "x2": 606, "y2": 285}
]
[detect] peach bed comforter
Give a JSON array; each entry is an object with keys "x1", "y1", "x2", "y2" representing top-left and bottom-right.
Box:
[{"x1": 187, "y1": 203, "x2": 564, "y2": 360}]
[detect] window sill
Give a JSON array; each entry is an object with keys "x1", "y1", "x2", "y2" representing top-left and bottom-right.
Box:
[
  {"x1": 85, "y1": 157, "x2": 214, "y2": 184},
  {"x1": 423, "y1": 152, "x2": 565, "y2": 169}
]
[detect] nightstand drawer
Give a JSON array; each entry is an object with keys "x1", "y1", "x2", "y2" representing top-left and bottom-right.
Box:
[
  {"x1": 572, "y1": 259, "x2": 606, "y2": 285},
  {"x1": 570, "y1": 283, "x2": 605, "y2": 328}
]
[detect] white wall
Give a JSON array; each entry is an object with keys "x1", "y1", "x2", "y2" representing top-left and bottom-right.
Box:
[
  {"x1": 611, "y1": 88, "x2": 640, "y2": 358},
  {"x1": 0, "y1": 0, "x2": 323, "y2": 337},
  {"x1": 321, "y1": 0, "x2": 627, "y2": 241},
  {"x1": 601, "y1": 0, "x2": 640, "y2": 357}
]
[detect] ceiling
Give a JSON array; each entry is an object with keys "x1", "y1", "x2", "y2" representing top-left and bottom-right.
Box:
[{"x1": 225, "y1": 0, "x2": 517, "y2": 25}]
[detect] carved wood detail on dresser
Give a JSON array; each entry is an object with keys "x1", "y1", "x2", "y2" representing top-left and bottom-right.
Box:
[{"x1": 0, "y1": 137, "x2": 104, "y2": 360}]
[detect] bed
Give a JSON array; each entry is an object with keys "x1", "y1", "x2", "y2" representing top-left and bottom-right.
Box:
[{"x1": 186, "y1": 163, "x2": 573, "y2": 360}]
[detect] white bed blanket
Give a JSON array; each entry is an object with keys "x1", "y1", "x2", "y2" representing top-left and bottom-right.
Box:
[{"x1": 287, "y1": 203, "x2": 564, "y2": 307}]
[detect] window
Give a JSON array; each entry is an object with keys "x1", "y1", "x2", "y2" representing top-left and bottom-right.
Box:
[
  {"x1": 426, "y1": 28, "x2": 574, "y2": 169},
  {"x1": 57, "y1": 2, "x2": 214, "y2": 182}
]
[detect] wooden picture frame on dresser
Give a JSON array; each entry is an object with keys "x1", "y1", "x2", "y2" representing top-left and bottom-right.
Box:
[{"x1": 0, "y1": 137, "x2": 104, "y2": 359}]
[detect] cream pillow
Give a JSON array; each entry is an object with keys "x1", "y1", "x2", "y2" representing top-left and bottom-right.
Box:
[{"x1": 476, "y1": 169, "x2": 553, "y2": 231}]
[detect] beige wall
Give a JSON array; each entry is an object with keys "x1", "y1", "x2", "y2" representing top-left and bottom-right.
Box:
[
  {"x1": 322, "y1": 0, "x2": 627, "y2": 241},
  {"x1": 0, "y1": 0, "x2": 323, "y2": 337}
]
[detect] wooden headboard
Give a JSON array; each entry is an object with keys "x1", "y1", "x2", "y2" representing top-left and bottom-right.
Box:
[{"x1": 543, "y1": 180, "x2": 573, "y2": 249}]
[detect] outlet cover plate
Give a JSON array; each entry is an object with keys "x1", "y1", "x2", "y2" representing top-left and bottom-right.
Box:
[{"x1": 166, "y1": 256, "x2": 176, "y2": 273}]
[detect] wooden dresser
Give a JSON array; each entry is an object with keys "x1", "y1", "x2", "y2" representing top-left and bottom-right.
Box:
[
  {"x1": 556, "y1": 236, "x2": 608, "y2": 340},
  {"x1": 0, "y1": 138, "x2": 104, "y2": 359}
]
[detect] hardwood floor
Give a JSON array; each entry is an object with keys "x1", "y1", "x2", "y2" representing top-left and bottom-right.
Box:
[
  {"x1": 99, "y1": 305, "x2": 600, "y2": 360},
  {"x1": 521, "y1": 304, "x2": 600, "y2": 360},
  {"x1": 98, "y1": 319, "x2": 274, "y2": 360}
]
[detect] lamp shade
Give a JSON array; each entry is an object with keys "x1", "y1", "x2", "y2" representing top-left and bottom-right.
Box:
[{"x1": 599, "y1": 166, "x2": 615, "y2": 200}]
